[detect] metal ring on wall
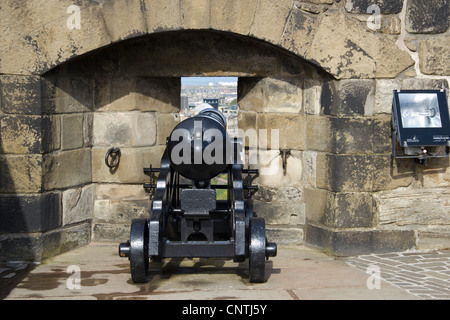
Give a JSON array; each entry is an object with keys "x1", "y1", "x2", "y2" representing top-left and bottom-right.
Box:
[{"x1": 105, "y1": 147, "x2": 121, "y2": 169}]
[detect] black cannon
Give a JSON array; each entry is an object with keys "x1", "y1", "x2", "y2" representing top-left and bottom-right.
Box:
[{"x1": 119, "y1": 109, "x2": 277, "y2": 283}]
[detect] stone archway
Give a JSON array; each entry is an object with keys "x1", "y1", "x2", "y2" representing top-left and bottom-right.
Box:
[{"x1": 6, "y1": 0, "x2": 443, "y2": 262}]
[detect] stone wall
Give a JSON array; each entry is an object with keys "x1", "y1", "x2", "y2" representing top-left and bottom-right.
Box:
[{"x1": 0, "y1": 0, "x2": 449, "y2": 260}]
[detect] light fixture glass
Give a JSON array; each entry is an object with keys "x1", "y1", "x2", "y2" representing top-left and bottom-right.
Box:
[{"x1": 398, "y1": 92, "x2": 442, "y2": 128}]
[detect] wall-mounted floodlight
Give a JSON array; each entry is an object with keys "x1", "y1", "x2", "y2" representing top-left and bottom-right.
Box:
[{"x1": 392, "y1": 89, "x2": 450, "y2": 165}]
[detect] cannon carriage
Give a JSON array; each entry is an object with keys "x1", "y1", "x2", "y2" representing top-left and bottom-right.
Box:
[{"x1": 119, "y1": 109, "x2": 276, "y2": 283}]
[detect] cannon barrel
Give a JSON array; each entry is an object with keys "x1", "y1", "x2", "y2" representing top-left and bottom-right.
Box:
[{"x1": 167, "y1": 109, "x2": 231, "y2": 181}]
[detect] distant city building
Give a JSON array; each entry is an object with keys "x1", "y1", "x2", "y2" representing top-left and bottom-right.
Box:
[
  {"x1": 203, "y1": 98, "x2": 219, "y2": 109},
  {"x1": 181, "y1": 95, "x2": 189, "y2": 110}
]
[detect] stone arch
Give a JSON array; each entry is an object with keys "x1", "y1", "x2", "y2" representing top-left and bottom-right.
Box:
[{"x1": 0, "y1": 0, "x2": 412, "y2": 79}]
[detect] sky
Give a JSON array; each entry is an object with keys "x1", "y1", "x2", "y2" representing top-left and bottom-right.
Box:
[{"x1": 181, "y1": 77, "x2": 238, "y2": 86}]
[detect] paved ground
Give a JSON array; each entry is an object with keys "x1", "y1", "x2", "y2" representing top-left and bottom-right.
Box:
[{"x1": 1, "y1": 243, "x2": 448, "y2": 300}]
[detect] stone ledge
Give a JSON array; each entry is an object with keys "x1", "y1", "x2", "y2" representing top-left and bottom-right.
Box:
[
  {"x1": 0, "y1": 193, "x2": 61, "y2": 233},
  {"x1": 305, "y1": 223, "x2": 416, "y2": 256}
]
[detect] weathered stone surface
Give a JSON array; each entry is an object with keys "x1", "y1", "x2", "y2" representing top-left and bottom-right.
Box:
[
  {"x1": 61, "y1": 114, "x2": 83, "y2": 150},
  {"x1": 305, "y1": 223, "x2": 416, "y2": 255},
  {"x1": 406, "y1": 0, "x2": 450, "y2": 34},
  {"x1": 92, "y1": 223, "x2": 130, "y2": 242},
  {"x1": 0, "y1": 193, "x2": 60, "y2": 233},
  {"x1": 250, "y1": 149, "x2": 303, "y2": 186},
  {"x1": 181, "y1": 0, "x2": 211, "y2": 29},
  {"x1": 323, "y1": 192, "x2": 375, "y2": 228},
  {"x1": 95, "y1": 77, "x2": 180, "y2": 113},
  {"x1": 93, "y1": 112, "x2": 156, "y2": 147},
  {"x1": 266, "y1": 227, "x2": 303, "y2": 245},
  {"x1": 0, "y1": 223, "x2": 90, "y2": 262},
  {"x1": 211, "y1": 0, "x2": 258, "y2": 35},
  {"x1": 417, "y1": 228, "x2": 450, "y2": 250},
  {"x1": 280, "y1": 7, "x2": 318, "y2": 57},
  {"x1": 316, "y1": 154, "x2": 415, "y2": 192},
  {"x1": 43, "y1": 149, "x2": 92, "y2": 190},
  {"x1": 419, "y1": 35, "x2": 450, "y2": 75},
  {"x1": 0, "y1": 115, "x2": 56, "y2": 154},
  {"x1": 144, "y1": 0, "x2": 182, "y2": 32},
  {"x1": 0, "y1": 154, "x2": 43, "y2": 193},
  {"x1": 401, "y1": 78, "x2": 450, "y2": 91},
  {"x1": 257, "y1": 113, "x2": 306, "y2": 150},
  {"x1": 374, "y1": 79, "x2": 401, "y2": 114},
  {"x1": 344, "y1": 0, "x2": 404, "y2": 13},
  {"x1": 43, "y1": 76, "x2": 93, "y2": 114},
  {"x1": 307, "y1": 11, "x2": 413, "y2": 79},
  {"x1": 92, "y1": 145, "x2": 165, "y2": 183},
  {"x1": 101, "y1": 0, "x2": 147, "y2": 42},
  {"x1": 321, "y1": 79, "x2": 375, "y2": 116},
  {"x1": 62, "y1": 184, "x2": 94, "y2": 226},
  {"x1": 238, "y1": 77, "x2": 303, "y2": 113},
  {"x1": 157, "y1": 113, "x2": 180, "y2": 145},
  {"x1": 0, "y1": 75, "x2": 46, "y2": 115},
  {"x1": 249, "y1": 0, "x2": 293, "y2": 44},
  {"x1": 377, "y1": 187, "x2": 450, "y2": 226}
]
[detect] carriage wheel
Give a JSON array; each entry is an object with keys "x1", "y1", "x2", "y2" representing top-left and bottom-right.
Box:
[
  {"x1": 249, "y1": 217, "x2": 266, "y2": 283},
  {"x1": 129, "y1": 219, "x2": 150, "y2": 283}
]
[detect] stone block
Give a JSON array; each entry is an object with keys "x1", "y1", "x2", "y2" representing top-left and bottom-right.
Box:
[
  {"x1": 157, "y1": 113, "x2": 180, "y2": 145},
  {"x1": 96, "y1": 77, "x2": 180, "y2": 113},
  {"x1": 0, "y1": 193, "x2": 61, "y2": 233},
  {"x1": 93, "y1": 112, "x2": 156, "y2": 147},
  {"x1": 305, "y1": 223, "x2": 416, "y2": 255},
  {"x1": 317, "y1": 154, "x2": 412, "y2": 192},
  {"x1": 330, "y1": 116, "x2": 391, "y2": 154},
  {"x1": 92, "y1": 145, "x2": 165, "y2": 183},
  {"x1": 0, "y1": 75, "x2": 46, "y2": 115},
  {"x1": 181, "y1": 0, "x2": 211, "y2": 29},
  {"x1": 306, "y1": 115, "x2": 332, "y2": 153},
  {"x1": 323, "y1": 192, "x2": 376, "y2": 228},
  {"x1": 238, "y1": 77, "x2": 303, "y2": 113},
  {"x1": 61, "y1": 113, "x2": 84, "y2": 150},
  {"x1": 144, "y1": 0, "x2": 182, "y2": 32},
  {"x1": 401, "y1": 78, "x2": 449, "y2": 91},
  {"x1": 321, "y1": 79, "x2": 375, "y2": 117},
  {"x1": 0, "y1": 154, "x2": 43, "y2": 193},
  {"x1": 43, "y1": 76, "x2": 93, "y2": 114},
  {"x1": 93, "y1": 223, "x2": 130, "y2": 242},
  {"x1": 419, "y1": 36, "x2": 450, "y2": 76},
  {"x1": 251, "y1": 149, "x2": 303, "y2": 186},
  {"x1": 101, "y1": 0, "x2": 147, "y2": 42},
  {"x1": 257, "y1": 113, "x2": 306, "y2": 150},
  {"x1": 417, "y1": 229, "x2": 450, "y2": 250},
  {"x1": 374, "y1": 79, "x2": 401, "y2": 114},
  {"x1": 0, "y1": 221, "x2": 90, "y2": 261},
  {"x1": 249, "y1": 0, "x2": 293, "y2": 44},
  {"x1": 266, "y1": 227, "x2": 304, "y2": 245},
  {"x1": 406, "y1": 0, "x2": 450, "y2": 34},
  {"x1": 302, "y1": 151, "x2": 318, "y2": 187},
  {"x1": 0, "y1": 115, "x2": 57, "y2": 154},
  {"x1": 376, "y1": 187, "x2": 450, "y2": 226},
  {"x1": 24, "y1": 5, "x2": 111, "y2": 74},
  {"x1": 62, "y1": 184, "x2": 94, "y2": 226},
  {"x1": 210, "y1": 0, "x2": 258, "y2": 35},
  {"x1": 43, "y1": 149, "x2": 92, "y2": 190},
  {"x1": 304, "y1": 187, "x2": 328, "y2": 223},
  {"x1": 280, "y1": 7, "x2": 318, "y2": 57},
  {"x1": 344, "y1": 0, "x2": 404, "y2": 13},
  {"x1": 304, "y1": 78, "x2": 322, "y2": 115},
  {"x1": 306, "y1": 11, "x2": 413, "y2": 79},
  {"x1": 94, "y1": 198, "x2": 151, "y2": 224}
]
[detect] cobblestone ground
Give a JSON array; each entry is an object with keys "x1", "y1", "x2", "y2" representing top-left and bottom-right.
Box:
[{"x1": 345, "y1": 250, "x2": 450, "y2": 300}]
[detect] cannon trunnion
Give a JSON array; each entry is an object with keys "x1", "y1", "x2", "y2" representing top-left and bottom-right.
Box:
[{"x1": 119, "y1": 109, "x2": 277, "y2": 283}]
